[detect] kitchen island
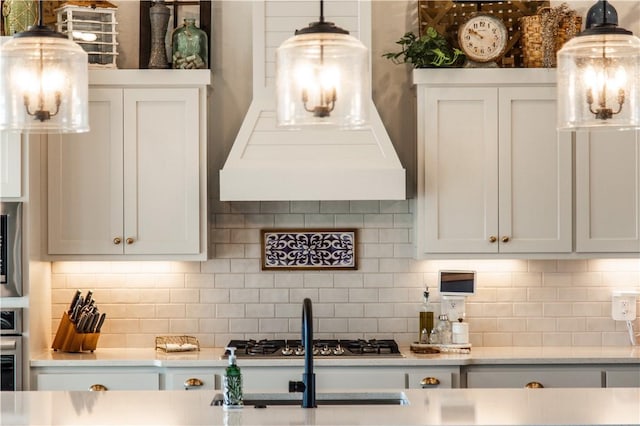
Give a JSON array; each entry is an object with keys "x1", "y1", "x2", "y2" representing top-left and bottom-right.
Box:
[{"x1": 2, "y1": 387, "x2": 639, "y2": 425}]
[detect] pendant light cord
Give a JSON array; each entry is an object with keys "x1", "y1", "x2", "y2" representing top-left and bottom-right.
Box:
[
  {"x1": 319, "y1": 0, "x2": 324, "y2": 23},
  {"x1": 37, "y1": 0, "x2": 44, "y2": 28}
]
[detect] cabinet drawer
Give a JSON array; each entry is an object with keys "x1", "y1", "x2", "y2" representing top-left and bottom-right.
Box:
[
  {"x1": 605, "y1": 369, "x2": 640, "y2": 387},
  {"x1": 37, "y1": 373, "x2": 160, "y2": 391},
  {"x1": 406, "y1": 370, "x2": 455, "y2": 389},
  {"x1": 164, "y1": 371, "x2": 220, "y2": 391},
  {"x1": 465, "y1": 367, "x2": 603, "y2": 388}
]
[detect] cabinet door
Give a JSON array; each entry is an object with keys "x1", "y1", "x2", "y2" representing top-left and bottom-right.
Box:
[
  {"x1": 605, "y1": 368, "x2": 640, "y2": 387},
  {"x1": 575, "y1": 130, "x2": 640, "y2": 252},
  {"x1": 0, "y1": 132, "x2": 22, "y2": 198},
  {"x1": 164, "y1": 370, "x2": 220, "y2": 390},
  {"x1": 419, "y1": 87, "x2": 499, "y2": 253},
  {"x1": 498, "y1": 87, "x2": 572, "y2": 253},
  {"x1": 37, "y1": 372, "x2": 159, "y2": 391},
  {"x1": 466, "y1": 367, "x2": 602, "y2": 388},
  {"x1": 122, "y1": 88, "x2": 200, "y2": 255},
  {"x1": 48, "y1": 89, "x2": 124, "y2": 254}
]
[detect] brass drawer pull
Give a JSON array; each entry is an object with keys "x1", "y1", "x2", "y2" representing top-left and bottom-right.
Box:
[
  {"x1": 88, "y1": 384, "x2": 108, "y2": 391},
  {"x1": 488, "y1": 236, "x2": 497, "y2": 243},
  {"x1": 501, "y1": 236, "x2": 510, "y2": 243},
  {"x1": 126, "y1": 237, "x2": 135, "y2": 245},
  {"x1": 184, "y1": 378, "x2": 204, "y2": 389},
  {"x1": 420, "y1": 377, "x2": 440, "y2": 387},
  {"x1": 113, "y1": 237, "x2": 122, "y2": 245},
  {"x1": 525, "y1": 381, "x2": 544, "y2": 388}
]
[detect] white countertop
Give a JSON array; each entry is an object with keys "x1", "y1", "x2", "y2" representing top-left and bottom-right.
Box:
[
  {"x1": 30, "y1": 346, "x2": 640, "y2": 368},
  {"x1": 2, "y1": 388, "x2": 639, "y2": 425}
]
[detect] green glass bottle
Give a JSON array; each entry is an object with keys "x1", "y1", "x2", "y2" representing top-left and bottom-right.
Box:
[
  {"x1": 171, "y1": 18, "x2": 208, "y2": 69},
  {"x1": 223, "y1": 347, "x2": 243, "y2": 409}
]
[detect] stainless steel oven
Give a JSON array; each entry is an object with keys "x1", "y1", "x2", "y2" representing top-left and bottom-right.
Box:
[
  {"x1": 1, "y1": 308, "x2": 23, "y2": 391},
  {"x1": 0, "y1": 202, "x2": 22, "y2": 297}
]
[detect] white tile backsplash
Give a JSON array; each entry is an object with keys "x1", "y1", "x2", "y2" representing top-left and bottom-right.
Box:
[{"x1": 50, "y1": 202, "x2": 640, "y2": 348}]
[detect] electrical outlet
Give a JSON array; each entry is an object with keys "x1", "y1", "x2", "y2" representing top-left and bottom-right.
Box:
[{"x1": 612, "y1": 295, "x2": 637, "y2": 321}]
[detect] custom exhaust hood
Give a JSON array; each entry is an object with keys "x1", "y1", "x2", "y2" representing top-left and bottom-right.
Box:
[{"x1": 219, "y1": 0, "x2": 405, "y2": 201}]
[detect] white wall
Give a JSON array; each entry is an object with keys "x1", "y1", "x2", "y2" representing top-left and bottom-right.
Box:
[{"x1": 50, "y1": 1, "x2": 640, "y2": 349}]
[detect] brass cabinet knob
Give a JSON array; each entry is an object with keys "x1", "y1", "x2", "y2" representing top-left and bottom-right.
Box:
[
  {"x1": 489, "y1": 236, "x2": 497, "y2": 243},
  {"x1": 420, "y1": 377, "x2": 440, "y2": 387},
  {"x1": 501, "y1": 236, "x2": 510, "y2": 243},
  {"x1": 113, "y1": 237, "x2": 122, "y2": 245},
  {"x1": 126, "y1": 237, "x2": 134, "y2": 245},
  {"x1": 525, "y1": 381, "x2": 544, "y2": 388},
  {"x1": 184, "y1": 378, "x2": 204, "y2": 390},
  {"x1": 89, "y1": 384, "x2": 108, "y2": 391}
]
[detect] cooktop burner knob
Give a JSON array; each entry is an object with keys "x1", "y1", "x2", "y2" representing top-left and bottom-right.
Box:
[
  {"x1": 313, "y1": 347, "x2": 319, "y2": 356},
  {"x1": 320, "y1": 345, "x2": 332, "y2": 356},
  {"x1": 282, "y1": 345, "x2": 293, "y2": 356},
  {"x1": 294, "y1": 345, "x2": 305, "y2": 356},
  {"x1": 333, "y1": 344, "x2": 345, "y2": 355}
]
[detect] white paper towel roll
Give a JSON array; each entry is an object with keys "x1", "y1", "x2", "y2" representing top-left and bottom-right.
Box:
[{"x1": 452, "y1": 322, "x2": 469, "y2": 344}]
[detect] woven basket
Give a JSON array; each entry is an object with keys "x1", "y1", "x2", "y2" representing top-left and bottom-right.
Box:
[{"x1": 521, "y1": 10, "x2": 582, "y2": 68}]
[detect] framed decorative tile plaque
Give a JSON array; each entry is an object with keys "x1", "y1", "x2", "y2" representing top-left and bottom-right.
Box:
[{"x1": 261, "y1": 229, "x2": 357, "y2": 271}]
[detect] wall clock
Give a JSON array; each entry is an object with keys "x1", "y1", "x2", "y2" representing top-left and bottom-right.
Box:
[{"x1": 457, "y1": 12, "x2": 508, "y2": 68}]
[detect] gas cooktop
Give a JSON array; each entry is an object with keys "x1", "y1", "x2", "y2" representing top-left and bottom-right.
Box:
[{"x1": 223, "y1": 339, "x2": 403, "y2": 358}]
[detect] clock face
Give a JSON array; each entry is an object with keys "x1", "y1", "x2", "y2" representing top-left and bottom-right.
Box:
[{"x1": 458, "y1": 13, "x2": 508, "y2": 63}]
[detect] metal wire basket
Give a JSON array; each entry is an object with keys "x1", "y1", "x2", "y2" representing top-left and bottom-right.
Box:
[{"x1": 155, "y1": 335, "x2": 200, "y2": 353}]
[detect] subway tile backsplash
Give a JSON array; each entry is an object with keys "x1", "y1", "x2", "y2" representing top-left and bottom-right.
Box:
[{"x1": 50, "y1": 200, "x2": 640, "y2": 349}]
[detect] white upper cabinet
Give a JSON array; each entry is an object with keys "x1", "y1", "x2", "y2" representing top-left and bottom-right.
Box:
[
  {"x1": 48, "y1": 70, "x2": 209, "y2": 259},
  {"x1": 415, "y1": 70, "x2": 572, "y2": 256},
  {"x1": 0, "y1": 132, "x2": 22, "y2": 198},
  {"x1": 575, "y1": 130, "x2": 640, "y2": 253}
]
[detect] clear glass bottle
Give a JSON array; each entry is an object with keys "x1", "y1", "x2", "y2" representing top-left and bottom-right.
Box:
[
  {"x1": 418, "y1": 287, "x2": 434, "y2": 343},
  {"x1": 436, "y1": 314, "x2": 452, "y2": 345},
  {"x1": 171, "y1": 18, "x2": 208, "y2": 69}
]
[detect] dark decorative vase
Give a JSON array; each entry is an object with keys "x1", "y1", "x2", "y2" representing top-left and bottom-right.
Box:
[{"x1": 148, "y1": 0, "x2": 170, "y2": 69}]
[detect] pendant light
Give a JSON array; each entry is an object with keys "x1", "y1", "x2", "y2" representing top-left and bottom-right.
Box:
[
  {"x1": 276, "y1": 0, "x2": 369, "y2": 128},
  {"x1": 0, "y1": 0, "x2": 89, "y2": 133},
  {"x1": 557, "y1": 0, "x2": 640, "y2": 130}
]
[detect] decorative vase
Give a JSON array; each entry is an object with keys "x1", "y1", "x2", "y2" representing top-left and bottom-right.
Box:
[
  {"x1": 147, "y1": 0, "x2": 170, "y2": 69},
  {"x1": 171, "y1": 18, "x2": 208, "y2": 69},
  {"x1": 2, "y1": 0, "x2": 37, "y2": 36}
]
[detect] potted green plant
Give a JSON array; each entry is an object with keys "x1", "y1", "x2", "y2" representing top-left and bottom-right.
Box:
[{"x1": 383, "y1": 27, "x2": 464, "y2": 68}]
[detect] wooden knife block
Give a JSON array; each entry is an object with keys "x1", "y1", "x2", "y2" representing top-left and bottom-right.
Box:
[{"x1": 52, "y1": 312, "x2": 100, "y2": 353}]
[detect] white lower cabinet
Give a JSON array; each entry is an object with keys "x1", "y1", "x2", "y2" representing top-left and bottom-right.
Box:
[
  {"x1": 36, "y1": 372, "x2": 160, "y2": 391},
  {"x1": 464, "y1": 366, "x2": 603, "y2": 388}
]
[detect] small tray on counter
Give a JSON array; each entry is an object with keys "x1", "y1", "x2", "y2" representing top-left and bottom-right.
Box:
[{"x1": 155, "y1": 335, "x2": 200, "y2": 353}]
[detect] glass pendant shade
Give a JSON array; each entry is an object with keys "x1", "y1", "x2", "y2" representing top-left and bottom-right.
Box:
[
  {"x1": 276, "y1": 31, "x2": 369, "y2": 128},
  {"x1": 557, "y1": 6, "x2": 640, "y2": 130},
  {"x1": 0, "y1": 31, "x2": 89, "y2": 133}
]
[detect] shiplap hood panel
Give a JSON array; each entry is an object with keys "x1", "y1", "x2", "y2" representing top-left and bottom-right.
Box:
[{"x1": 219, "y1": 0, "x2": 405, "y2": 201}]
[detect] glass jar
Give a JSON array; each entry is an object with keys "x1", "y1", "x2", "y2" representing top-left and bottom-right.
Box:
[
  {"x1": 171, "y1": 18, "x2": 208, "y2": 69},
  {"x1": 436, "y1": 314, "x2": 452, "y2": 345}
]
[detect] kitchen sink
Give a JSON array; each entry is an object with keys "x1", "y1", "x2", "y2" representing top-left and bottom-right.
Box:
[{"x1": 211, "y1": 391, "x2": 410, "y2": 407}]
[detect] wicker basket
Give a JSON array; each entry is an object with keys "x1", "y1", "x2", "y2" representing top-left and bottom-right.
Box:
[
  {"x1": 418, "y1": 1, "x2": 549, "y2": 68},
  {"x1": 521, "y1": 7, "x2": 582, "y2": 68}
]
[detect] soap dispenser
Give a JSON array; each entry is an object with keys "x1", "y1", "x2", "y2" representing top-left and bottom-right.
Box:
[{"x1": 223, "y1": 347, "x2": 243, "y2": 409}]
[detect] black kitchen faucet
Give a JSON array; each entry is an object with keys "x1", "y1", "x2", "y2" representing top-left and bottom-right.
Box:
[{"x1": 288, "y1": 298, "x2": 316, "y2": 408}]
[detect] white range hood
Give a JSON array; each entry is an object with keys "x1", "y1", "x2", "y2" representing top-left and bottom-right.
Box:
[{"x1": 219, "y1": 0, "x2": 405, "y2": 201}]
